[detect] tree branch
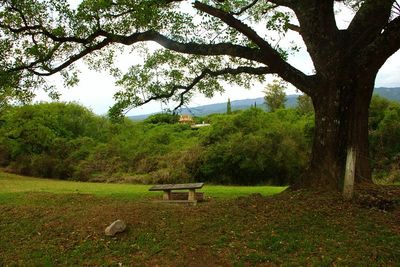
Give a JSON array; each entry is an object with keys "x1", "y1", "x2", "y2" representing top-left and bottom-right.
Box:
[
  {"x1": 113, "y1": 30, "x2": 264, "y2": 62},
  {"x1": 9, "y1": 29, "x2": 266, "y2": 77},
  {"x1": 230, "y1": 0, "x2": 260, "y2": 15},
  {"x1": 264, "y1": 0, "x2": 294, "y2": 7},
  {"x1": 124, "y1": 66, "x2": 272, "y2": 114},
  {"x1": 347, "y1": 0, "x2": 395, "y2": 51},
  {"x1": 287, "y1": 23, "x2": 300, "y2": 32},
  {"x1": 359, "y1": 15, "x2": 400, "y2": 72},
  {"x1": 291, "y1": 0, "x2": 341, "y2": 73},
  {"x1": 1, "y1": 21, "x2": 106, "y2": 45},
  {"x1": 26, "y1": 39, "x2": 111, "y2": 76},
  {"x1": 10, "y1": 43, "x2": 62, "y2": 73},
  {"x1": 193, "y1": 1, "x2": 313, "y2": 93},
  {"x1": 194, "y1": 1, "x2": 277, "y2": 57}
]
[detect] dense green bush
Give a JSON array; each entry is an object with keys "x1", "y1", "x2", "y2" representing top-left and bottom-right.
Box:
[
  {"x1": 0, "y1": 103, "x2": 111, "y2": 179},
  {"x1": 369, "y1": 96, "x2": 400, "y2": 183},
  {"x1": 197, "y1": 108, "x2": 312, "y2": 185},
  {"x1": 144, "y1": 113, "x2": 179, "y2": 124},
  {"x1": 1, "y1": 97, "x2": 399, "y2": 185}
]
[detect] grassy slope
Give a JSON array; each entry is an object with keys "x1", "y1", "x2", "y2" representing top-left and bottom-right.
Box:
[{"x1": 1, "y1": 172, "x2": 399, "y2": 266}]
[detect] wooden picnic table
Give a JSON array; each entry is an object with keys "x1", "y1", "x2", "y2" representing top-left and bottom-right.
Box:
[{"x1": 149, "y1": 183, "x2": 204, "y2": 202}]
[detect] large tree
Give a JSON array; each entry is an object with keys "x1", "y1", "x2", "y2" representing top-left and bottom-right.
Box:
[{"x1": 1, "y1": 0, "x2": 399, "y2": 191}]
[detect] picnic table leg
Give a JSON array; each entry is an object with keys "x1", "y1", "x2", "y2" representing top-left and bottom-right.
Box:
[
  {"x1": 163, "y1": 190, "x2": 171, "y2": 200},
  {"x1": 188, "y1": 189, "x2": 196, "y2": 201}
]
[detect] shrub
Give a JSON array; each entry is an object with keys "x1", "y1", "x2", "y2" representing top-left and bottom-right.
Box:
[
  {"x1": 144, "y1": 113, "x2": 179, "y2": 124},
  {"x1": 198, "y1": 109, "x2": 311, "y2": 185}
]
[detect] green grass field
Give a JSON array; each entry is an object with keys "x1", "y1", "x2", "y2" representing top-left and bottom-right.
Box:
[
  {"x1": 1, "y1": 171, "x2": 399, "y2": 266},
  {"x1": 0, "y1": 171, "x2": 285, "y2": 201}
]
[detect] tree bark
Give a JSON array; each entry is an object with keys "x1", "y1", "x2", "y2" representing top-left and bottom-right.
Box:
[{"x1": 297, "y1": 72, "x2": 375, "y2": 190}]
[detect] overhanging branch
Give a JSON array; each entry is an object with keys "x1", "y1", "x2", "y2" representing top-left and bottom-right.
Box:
[
  {"x1": 9, "y1": 29, "x2": 266, "y2": 76},
  {"x1": 123, "y1": 66, "x2": 272, "y2": 114},
  {"x1": 193, "y1": 1, "x2": 313, "y2": 93},
  {"x1": 193, "y1": 1, "x2": 278, "y2": 58}
]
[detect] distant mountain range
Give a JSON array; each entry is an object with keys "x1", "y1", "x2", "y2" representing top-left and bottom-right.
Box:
[{"x1": 129, "y1": 87, "x2": 400, "y2": 120}]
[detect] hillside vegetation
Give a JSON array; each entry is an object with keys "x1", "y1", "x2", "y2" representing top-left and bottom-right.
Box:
[{"x1": 0, "y1": 94, "x2": 399, "y2": 185}]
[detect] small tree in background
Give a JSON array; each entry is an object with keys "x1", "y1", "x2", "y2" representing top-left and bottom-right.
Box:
[
  {"x1": 297, "y1": 94, "x2": 314, "y2": 115},
  {"x1": 264, "y1": 80, "x2": 287, "y2": 112},
  {"x1": 226, "y1": 98, "x2": 232, "y2": 114}
]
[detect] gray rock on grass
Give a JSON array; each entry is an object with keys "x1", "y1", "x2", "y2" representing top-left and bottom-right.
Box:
[{"x1": 105, "y1": 220, "x2": 126, "y2": 236}]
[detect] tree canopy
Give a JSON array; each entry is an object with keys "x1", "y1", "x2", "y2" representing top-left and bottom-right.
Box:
[{"x1": 4, "y1": 0, "x2": 397, "y2": 113}]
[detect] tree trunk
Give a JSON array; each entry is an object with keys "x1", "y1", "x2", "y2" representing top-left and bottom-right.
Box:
[{"x1": 297, "y1": 74, "x2": 375, "y2": 191}]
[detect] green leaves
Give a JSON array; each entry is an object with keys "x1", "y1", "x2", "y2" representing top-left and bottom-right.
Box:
[
  {"x1": 110, "y1": 48, "x2": 264, "y2": 118},
  {"x1": 1, "y1": 0, "x2": 298, "y2": 116},
  {"x1": 0, "y1": 102, "x2": 113, "y2": 178},
  {"x1": 199, "y1": 108, "x2": 312, "y2": 185},
  {"x1": 263, "y1": 79, "x2": 287, "y2": 112}
]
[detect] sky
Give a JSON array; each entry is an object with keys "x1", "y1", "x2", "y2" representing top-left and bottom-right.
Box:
[{"x1": 34, "y1": 2, "x2": 400, "y2": 116}]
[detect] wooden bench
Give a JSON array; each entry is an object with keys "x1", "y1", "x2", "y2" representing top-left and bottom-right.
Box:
[{"x1": 149, "y1": 183, "x2": 204, "y2": 203}]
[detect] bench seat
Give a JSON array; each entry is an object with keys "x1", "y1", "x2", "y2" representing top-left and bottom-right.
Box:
[
  {"x1": 149, "y1": 183, "x2": 204, "y2": 203},
  {"x1": 148, "y1": 183, "x2": 204, "y2": 191}
]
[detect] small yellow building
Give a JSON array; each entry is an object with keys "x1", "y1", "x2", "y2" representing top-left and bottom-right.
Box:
[{"x1": 179, "y1": 114, "x2": 194, "y2": 124}]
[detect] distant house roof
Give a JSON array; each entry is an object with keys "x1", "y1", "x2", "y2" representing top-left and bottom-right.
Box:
[{"x1": 179, "y1": 114, "x2": 193, "y2": 124}]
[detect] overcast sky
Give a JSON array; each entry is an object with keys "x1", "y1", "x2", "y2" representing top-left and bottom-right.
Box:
[{"x1": 34, "y1": 2, "x2": 400, "y2": 116}]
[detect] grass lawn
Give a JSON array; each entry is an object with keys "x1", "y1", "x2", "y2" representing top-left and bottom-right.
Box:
[
  {"x1": 0, "y1": 171, "x2": 285, "y2": 202},
  {"x1": 1, "y1": 171, "x2": 399, "y2": 266}
]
